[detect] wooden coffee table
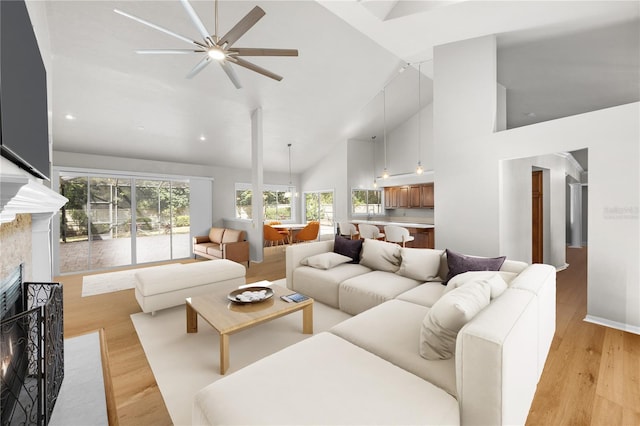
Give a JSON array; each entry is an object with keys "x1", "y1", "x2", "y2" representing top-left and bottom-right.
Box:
[{"x1": 185, "y1": 281, "x2": 313, "y2": 374}]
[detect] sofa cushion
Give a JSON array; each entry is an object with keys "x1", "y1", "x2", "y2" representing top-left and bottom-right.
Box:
[
  {"x1": 208, "y1": 227, "x2": 225, "y2": 244},
  {"x1": 333, "y1": 235, "x2": 363, "y2": 263},
  {"x1": 444, "y1": 271, "x2": 515, "y2": 300},
  {"x1": 331, "y1": 299, "x2": 457, "y2": 397},
  {"x1": 396, "y1": 282, "x2": 447, "y2": 308},
  {"x1": 193, "y1": 332, "x2": 460, "y2": 426},
  {"x1": 292, "y1": 264, "x2": 372, "y2": 308},
  {"x1": 205, "y1": 245, "x2": 223, "y2": 258},
  {"x1": 420, "y1": 280, "x2": 491, "y2": 360},
  {"x1": 359, "y1": 239, "x2": 401, "y2": 273},
  {"x1": 339, "y1": 271, "x2": 420, "y2": 316},
  {"x1": 397, "y1": 248, "x2": 443, "y2": 281},
  {"x1": 444, "y1": 248, "x2": 506, "y2": 283},
  {"x1": 222, "y1": 228, "x2": 244, "y2": 244},
  {"x1": 300, "y1": 252, "x2": 352, "y2": 270}
]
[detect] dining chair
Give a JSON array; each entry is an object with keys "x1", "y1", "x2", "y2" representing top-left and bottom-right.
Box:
[
  {"x1": 293, "y1": 221, "x2": 320, "y2": 243},
  {"x1": 338, "y1": 222, "x2": 359, "y2": 239},
  {"x1": 358, "y1": 223, "x2": 385, "y2": 240},
  {"x1": 266, "y1": 220, "x2": 290, "y2": 243},
  {"x1": 263, "y1": 224, "x2": 287, "y2": 247},
  {"x1": 384, "y1": 225, "x2": 415, "y2": 247}
]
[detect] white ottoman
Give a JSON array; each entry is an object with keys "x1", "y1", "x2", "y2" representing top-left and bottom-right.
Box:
[{"x1": 134, "y1": 260, "x2": 246, "y2": 314}]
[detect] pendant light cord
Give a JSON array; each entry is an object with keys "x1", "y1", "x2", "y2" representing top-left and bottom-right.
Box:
[
  {"x1": 288, "y1": 143, "x2": 292, "y2": 185},
  {"x1": 383, "y1": 89, "x2": 387, "y2": 171},
  {"x1": 418, "y1": 63, "x2": 421, "y2": 162}
]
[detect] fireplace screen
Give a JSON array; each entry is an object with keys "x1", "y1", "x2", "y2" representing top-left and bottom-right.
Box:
[{"x1": 1, "y1": 266, "x2": 64, "y2": 426}]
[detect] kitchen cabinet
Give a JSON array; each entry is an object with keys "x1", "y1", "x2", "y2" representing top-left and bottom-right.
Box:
[
  {"x1": 409, "y1": 186, "x2": 421, "y2": 208},
  {"x1": 421, "y1": 183, "x2": 434, "y2": 208},
  {"x1": 384, "y1": 184, "x2": 434, "y2": 209}
]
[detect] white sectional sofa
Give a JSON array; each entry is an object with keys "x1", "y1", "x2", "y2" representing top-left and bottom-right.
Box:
[{"x1": 193, "y1": 238, "x2": 556, "y2": 425}]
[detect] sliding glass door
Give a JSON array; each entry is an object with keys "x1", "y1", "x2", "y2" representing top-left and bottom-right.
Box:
[{"x1": 59, "y1": 172, "x2": 190, "y2": 274}]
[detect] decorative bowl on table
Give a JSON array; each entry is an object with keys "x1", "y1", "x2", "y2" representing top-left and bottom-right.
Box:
[{"x1": 227, "y1": 286, "x2": 274, "y2": 304}]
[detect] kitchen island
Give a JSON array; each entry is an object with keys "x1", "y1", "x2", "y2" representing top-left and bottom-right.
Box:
[{"x1": 350, "y1": 220, "x2": 435, "y2": 248}]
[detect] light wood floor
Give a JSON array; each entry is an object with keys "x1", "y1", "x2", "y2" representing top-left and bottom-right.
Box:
[{"x1": 57, "y1": 246, "x2": 640, "y2": 425}]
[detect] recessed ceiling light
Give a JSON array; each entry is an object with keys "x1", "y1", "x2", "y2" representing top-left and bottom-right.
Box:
[
  {"x1": 524, "y1": 112, "x2": 536, "y2": 117},
  {"x1": 199, "y1": 135, "x2": 206, "y2": 141},
  {"x1": 136, "y1": 125, "x2": 145, "y2": 131},
  {"x1": 65, "y1": 114, "x2": 76, "y2": 120}
]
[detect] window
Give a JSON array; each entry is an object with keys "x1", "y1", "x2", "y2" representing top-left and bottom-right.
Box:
[
  {"x1": 235, "y1": 183, "x2": 294, "y2": 221},
  {"x1": 304, "y1": 190, "x2": 334, "y2": 236},
  {"x1": 351, "y1": 189, "x2": 383, "y2": 215}
]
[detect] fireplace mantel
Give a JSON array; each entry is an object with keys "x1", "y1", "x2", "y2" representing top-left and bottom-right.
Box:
[{"x1": 0, "y1": 174, "x2": 67, "y2": 223}]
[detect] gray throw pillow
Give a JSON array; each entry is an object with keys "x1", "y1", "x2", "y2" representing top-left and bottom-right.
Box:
[{"x1": 444, "y1": 249, "x2": 506, "y2": 284}]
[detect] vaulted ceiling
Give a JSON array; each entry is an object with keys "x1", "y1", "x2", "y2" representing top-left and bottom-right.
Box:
[{"x1": 40, "y1": 1, "x2": 639, "y2": 174}]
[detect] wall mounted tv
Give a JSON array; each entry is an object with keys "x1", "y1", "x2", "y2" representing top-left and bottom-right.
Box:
[{"x1": 0, "y1": 0, "x2": 51, "y2": 181}]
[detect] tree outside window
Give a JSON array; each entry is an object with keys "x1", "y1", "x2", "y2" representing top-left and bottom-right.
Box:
[{"x1": 352, "y1": 189, "x2": 382, "y2": 215}]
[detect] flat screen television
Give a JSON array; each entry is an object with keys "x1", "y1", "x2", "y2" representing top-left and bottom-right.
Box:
[{"x1": 0, "y1": 0, "x2": 50, "y2": 181}]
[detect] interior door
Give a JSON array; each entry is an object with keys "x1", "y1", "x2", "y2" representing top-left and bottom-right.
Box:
[{"x1": 532, "y1": 170, "x2": 543, "y2": 263}]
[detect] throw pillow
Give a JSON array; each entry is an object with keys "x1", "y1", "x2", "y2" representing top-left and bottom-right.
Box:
[
  {"x1": 359, "y1": 239, "x2": 402, "y2": 273},
  {"x1": 333, "y1": 236, "x2": 363, "y2": 264},
  {"x1": 397, "y1": 248, "x2": 443, "y2": 282},
  {"x1": 420, "y1": 280, "x2": 491, "y2": 360},
  {"x1": 444, "y1": 249, "x2": 506, "y2": 284},
  {"x1": 444, "y1": 271, "x2": 514, "y2": 300},
  {"x1": 300, "y1": 252, "x2": 352, "y2": 270}
]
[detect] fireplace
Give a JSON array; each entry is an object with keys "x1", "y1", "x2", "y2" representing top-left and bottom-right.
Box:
[{"x1": 0, "y1": 264, "x2": 64, "y2": 425}]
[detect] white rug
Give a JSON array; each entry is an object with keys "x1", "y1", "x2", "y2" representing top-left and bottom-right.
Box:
[
  {"x1": 81, "y1": 264, "x2": 176, "y2": 297},
  {"x1": 131, "y1": 279, "x2": 351, "y2": 426}
]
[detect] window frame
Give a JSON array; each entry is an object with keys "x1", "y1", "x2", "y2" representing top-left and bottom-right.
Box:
[
  {"x1": 234, "y1": 183, "x2": 296, "y2": 221},
  {"x1": 350, "y1": 188, "x2": 384, "y2": 217},
  {"x1": 302, "y1": 189, "x2": 335, "y2": 236}
]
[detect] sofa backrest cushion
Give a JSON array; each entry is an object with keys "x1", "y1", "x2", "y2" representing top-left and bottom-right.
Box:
[
  {"x1": 359, "y1": 239, "x2": 401, "y2": 273},
  {"x1": 209, "y1": 227, "x2": 225, "y2": 244},
  {"x1": 420, "y1": 280, "x2": 491, "y2": 360},
  {"x1": 333, "y1": 236, "x2": 363, "y2": 264},
  {"x1": 397, "y1": 248, "x2": 443, "y2": 282},
  {"x1": 222, "y1": 228, "x2": 245, "y2": 244}
]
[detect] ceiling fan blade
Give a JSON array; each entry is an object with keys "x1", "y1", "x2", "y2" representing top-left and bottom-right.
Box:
[
  {"x1": 186, "y1": 56, "x2": 212, "y2": 79},
  {"x1": 220, "y1": 62, "x2": 243, "y2": 89},
  {"x1": 218, "y1": 6, "x2": 265, "y2": 48},
  {"x1": 228, "y1": 48, "x2": 298, "y2": 57},
  {"x1": 114, "y1": 9, "x2": 198, "y2": 48},
  {"x1": 230, "y1": 57, "x2": 283, "y2": 81},
  {"x1": 136, "y1": 49, "x2": 202, "y2": 54},
  {"x1": 179, "y1": 0, "x2": 213, "y2": 44}
]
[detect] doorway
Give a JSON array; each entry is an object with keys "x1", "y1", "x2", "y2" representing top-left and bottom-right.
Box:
[{"x1": 532, "y1": 170, "x2": 543, "y2": 263}]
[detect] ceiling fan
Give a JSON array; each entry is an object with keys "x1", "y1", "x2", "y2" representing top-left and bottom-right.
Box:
[{"x1": 114, "y1": 0, "x2": 298, "y2": 89}]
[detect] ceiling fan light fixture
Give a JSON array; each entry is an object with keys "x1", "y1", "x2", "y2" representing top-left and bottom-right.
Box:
[{"x1": 207, "y1": 47, "x2": 226, "y2": 60}]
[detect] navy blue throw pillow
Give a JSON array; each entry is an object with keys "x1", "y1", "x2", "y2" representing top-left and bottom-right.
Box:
[{"x1": 334, "y1": 236, "x2": 363, "y2": 264}]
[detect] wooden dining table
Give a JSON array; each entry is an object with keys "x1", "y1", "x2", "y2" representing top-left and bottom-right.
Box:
[{"x1": 270, "y1": 223, "x2": 308, "y2": 244}]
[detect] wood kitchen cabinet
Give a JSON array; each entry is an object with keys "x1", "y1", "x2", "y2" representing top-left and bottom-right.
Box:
[
  {"x1": 384, "y1": 183, "x2": 434, "y2": 209},
  {"x1": 420, "y1": 183, "x2": 434, "y2": 208}
]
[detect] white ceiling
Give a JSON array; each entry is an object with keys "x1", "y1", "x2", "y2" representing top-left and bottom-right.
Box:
[{"x1": 42, "y1": 1, "x2": 639, "y2": 174}]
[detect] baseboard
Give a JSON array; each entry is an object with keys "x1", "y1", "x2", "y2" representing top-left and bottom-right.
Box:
[{"x1": 583, "y1": 315, "x2": 640, "y2": 335}]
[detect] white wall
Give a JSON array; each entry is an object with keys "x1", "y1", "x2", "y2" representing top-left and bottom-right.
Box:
[
  {"x1": 301, "y1": 140, "x2": 348, "y2": 225},
  {"x1": 433, "y1": 34, "x2": 640, "y2": 333}
]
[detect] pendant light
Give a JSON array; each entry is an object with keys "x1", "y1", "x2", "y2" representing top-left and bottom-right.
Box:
[
  {"x1": 382, "y1": 88, "x2": 389, "y2": 179},
  {"x1": 371, "y1": 136, "x2": 378, "y2": 188},
  {"x1": 416, "y1": 62, "x2": 424, "y2": 175},
  {"x1": 285, "y1": 143, "x2": 293, "y2": 198}
]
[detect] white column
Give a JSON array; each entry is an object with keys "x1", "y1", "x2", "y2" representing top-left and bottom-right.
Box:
[
  {"x1": 568, "y1": 183, "x2": 582, "y2": 248},
  {"x1": 251, "y1": 107, "x2": 264, "y2": 263},
  {"x1": 31, "y1": 212, "x2": 54, "y2": 281}
]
